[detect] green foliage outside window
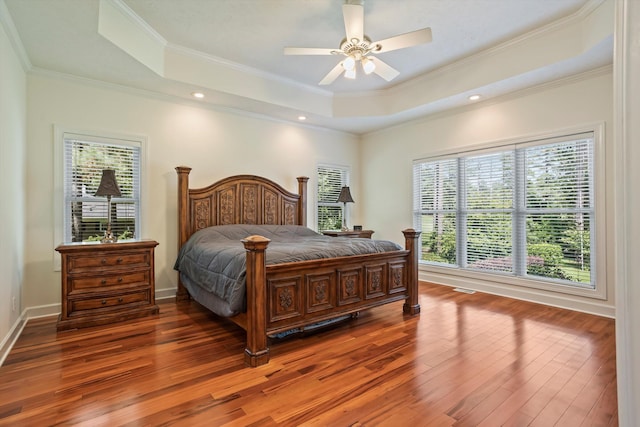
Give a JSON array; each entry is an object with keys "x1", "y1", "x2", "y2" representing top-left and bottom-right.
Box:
[{"x1": 415, "y1": 135, "x2": 594, "y2": 287}]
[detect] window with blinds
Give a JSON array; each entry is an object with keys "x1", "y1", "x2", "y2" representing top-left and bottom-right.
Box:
[
  {"x1": 413, "y1": 132, "x2": 595, "y2": 289},
  {"x1": 63, "y1": 134, "x2": 141, "y2": 242},
  {"x1": 317, "y1": 164, "x2": 349, "y2": 231}
]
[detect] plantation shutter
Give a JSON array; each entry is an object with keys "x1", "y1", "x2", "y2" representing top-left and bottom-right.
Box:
[{"x1": 63, "y1": 135, "x2": 141, "y2": 242}]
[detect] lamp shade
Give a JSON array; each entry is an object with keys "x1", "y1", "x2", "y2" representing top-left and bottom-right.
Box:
[
  {"x1": 95, "y1": 169, "x2": 121, "y2": 197},
  {"x1": 337, "y1": 186, "x2": 354, "y2": 203}
]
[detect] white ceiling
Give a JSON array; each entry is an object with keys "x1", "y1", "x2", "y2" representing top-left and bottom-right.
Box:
[{"x1": 2, "y1": 0, "x2": 613, "y2": 134}]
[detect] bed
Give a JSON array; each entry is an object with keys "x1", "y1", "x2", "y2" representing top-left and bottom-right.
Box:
[{"x1": 174, "y1": 167, "x2": 420, "y2": 367}]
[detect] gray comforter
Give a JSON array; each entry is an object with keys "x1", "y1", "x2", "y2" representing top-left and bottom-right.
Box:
[{"x1": 174, "y1": 224, "x2": 402, "y2": 315}]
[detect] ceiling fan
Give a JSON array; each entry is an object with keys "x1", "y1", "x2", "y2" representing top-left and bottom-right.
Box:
[{"x1": 284, "y1": 0, "x2": 432, "y2": 85}]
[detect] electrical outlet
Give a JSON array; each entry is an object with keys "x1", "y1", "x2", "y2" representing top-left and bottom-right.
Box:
[{"x1": 11, "y1": 296, "x2": 16, "y2": 312}]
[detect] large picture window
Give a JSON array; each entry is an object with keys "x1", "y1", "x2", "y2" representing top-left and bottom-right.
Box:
[
  {"x1": 317, "y1": 164, "x2": 349, "y2": 231},
  {"x1": 413, "y1": 131, "x2": 596, "y2": 290},
  {"x1": 62, "y1": 133, "x2": 142, "y2": 243}
]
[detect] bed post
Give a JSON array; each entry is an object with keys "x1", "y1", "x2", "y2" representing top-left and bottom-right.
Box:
[
  {"x1": 402, "y1": 229, "x2": 421, "y2": 315},
  {"x1": 296, "y1": 177, "x2": 308, "y2": 226},
  {"x1": 175, "y1": 166, "x2": 192, "y2": 302},
  {"x1": 241, "y1": 235, "x2": 271, "y2": 367}
]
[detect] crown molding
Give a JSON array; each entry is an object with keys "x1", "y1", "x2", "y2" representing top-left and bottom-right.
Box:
[
  {"x1": 27, "y1": 66, "x2": 355, "y2": 137},
  {"x1": 0, "y1": 0, "x2": 32, "y2": 72},
  {"x1": 104, "y1": 0, "x2": 167, "y2": 47},
  {"x1": 166, "y1": 43, "x2": 332, "y2": 97},
  {"x1": 364, "y1": 64, "x2": 613, "y2": 137}
]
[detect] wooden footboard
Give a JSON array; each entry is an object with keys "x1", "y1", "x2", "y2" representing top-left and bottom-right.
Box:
[{"x1": 241, "y1": 229, "x2": 420, "y2": 367}]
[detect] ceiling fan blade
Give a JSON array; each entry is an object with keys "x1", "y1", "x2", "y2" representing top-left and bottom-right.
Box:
[
  {"x1": 343, "y1": 3, "x2": 364, "y2": 43},
  {"x1": 319, "y1": 62, "x2": 346, "y2": 85},
  {"x1": 370, "y1": 57, "x2": 400, "y2": 82},
  {"x1": 284, "y1": 47, "x2": 338, "y2": 56},
  {"x1": 372, "y1": 28, "x2": 432, "y2": 53}
]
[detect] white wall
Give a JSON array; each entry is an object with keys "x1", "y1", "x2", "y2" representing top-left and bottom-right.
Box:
[
  {"x1": 361, "y1": 71, "x2": 615, "y2": 316},
  {"x1": 614, "y1": 0, "x2": 640, "y2": 422},
  {"x1": 23, "y1": 74, "x2": 360, "y2": 309},
  {"x1": 0, "y1": 15, "x2": 26, "y2": 353}
]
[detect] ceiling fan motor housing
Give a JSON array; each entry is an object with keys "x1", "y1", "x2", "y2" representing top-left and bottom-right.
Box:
[{"x1": 340, "y1": 36, "x2": 375, "y2": 59}]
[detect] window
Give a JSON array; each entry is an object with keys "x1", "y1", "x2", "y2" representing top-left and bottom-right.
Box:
[
  {"x1": 317, "y1": 164, "x2": 349, "y2": 231},
  {"x1": 413, "y1": 131, "x2": 597, "y2": 291},
  {"x1": 61, "y1": 133, "x2": 142, "y2": 243}
]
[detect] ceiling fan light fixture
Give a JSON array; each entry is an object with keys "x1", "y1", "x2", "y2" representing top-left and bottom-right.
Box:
[
  {"x1": 362, "y1": 57, "x2": 375, "y2": 74},
  {"x1": 342, "y1": 55, "x2": 356, "y2": 71},
  {"x1": 283, "y1": 1, "x2": 432, "y2": 86}
]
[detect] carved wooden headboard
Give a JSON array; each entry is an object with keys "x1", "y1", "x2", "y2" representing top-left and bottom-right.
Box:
[{"x1": 176, "y1": 167, "x2": 309, "y2": 249}]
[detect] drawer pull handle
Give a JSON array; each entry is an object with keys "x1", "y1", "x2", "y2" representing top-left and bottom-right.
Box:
[
  {"x1": 117, "y1": 258, "x2": 123, "y2": 263},
  {"x1": 118, "y1": 297, "x2": 124, "y2": 302},
  {"x1": 101, "y1": 300, "x2": 107, "y2": 305},
  {"x1": 101, "y1": 258, "x2": 107, "y2": 264},
  {"x1": 118, "y1": 277, "x2": 123, "y2": 282},
  {"x1": 101, "y1": 279, "x2": 107, "y2": 285}
]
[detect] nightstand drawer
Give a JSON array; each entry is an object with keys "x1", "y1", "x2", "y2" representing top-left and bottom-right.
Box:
[
  {"x1": 68, "y1": 251, "x2": 151, "y2": 273},
  {"x1": 70, "y1": 289, "x2": 151, "y2": 313},
  {"x1": 70, "y1": 270, "x2": 150, "y2": 293}
]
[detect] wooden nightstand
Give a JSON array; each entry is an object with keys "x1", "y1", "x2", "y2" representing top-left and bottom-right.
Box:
[
  {"x1": 55, "y1": 239, "x2": 159, "y2": 331},
  {"x1": 322, "y1": 230, "x2": 374, "y2": 238}
]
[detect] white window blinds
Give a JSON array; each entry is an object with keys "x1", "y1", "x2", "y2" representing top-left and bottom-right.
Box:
[
  {"x1": 412, "y1": 158, "x2": 458, "y2": 266},
  {"x1": 521, "y1": 136, "x2": 594, "y2": 284},
  {"x1": 317, "y1": 165, "x2": 349, "y2": 231},
  {"x1": 413, "y1": 131, "x2": 595, "y2": 290},
  {"x1": 63, "y1": 135, "x2": 141, "y2": 242},
  {"x1": 464, "y1": 151, "x2": 514, "y2": 272}
]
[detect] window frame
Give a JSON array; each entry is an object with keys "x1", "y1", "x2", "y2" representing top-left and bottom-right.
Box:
[
  {"x1": 316, "y1": 163, "x2": 350, "y2": 232},
  {"x1": 412, "y1": 124, "x2": 606, "y2": 300},
  {"x1": 53, "y1": 126, "x2": 147, "y2": 270}
]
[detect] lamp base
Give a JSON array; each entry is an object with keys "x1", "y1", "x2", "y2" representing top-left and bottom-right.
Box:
[
  {"x1": 341, "y1": 225, "x2": 349, "y2": 231},
  {"x1": 100, "y1": 228, "x2": 118, "y2": 243}
]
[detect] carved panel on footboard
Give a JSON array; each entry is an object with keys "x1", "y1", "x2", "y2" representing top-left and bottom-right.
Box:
[
  {"x1": 306, "y1": 273, "x2": 336, "y2": 313},
  {"x1": 268, "y1": 276, "x2": 303, "y2": 322},
  {"x1": 365, "y1": 263, "x2": 387, "y2": 299},
  {"x1": 338, "y1": 268, "x2": 363, "y2": 306},
  {"x1": 389, "y1": 261, "x2": 407, "y2": 294}
]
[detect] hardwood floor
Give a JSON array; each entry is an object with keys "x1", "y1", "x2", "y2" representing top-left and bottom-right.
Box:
[{"x1": 0, "y1": 282, "x2": 617, "y2": 426}]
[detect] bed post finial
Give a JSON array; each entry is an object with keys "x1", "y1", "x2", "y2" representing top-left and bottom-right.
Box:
[
  {"x1": 176, "y1": 166, "x2": 192, "y2": 301},
  {"x1": 297, "y1": 176, "x2": 309, "y2": 226},
  {"x1": 402, "y1": 229, "x2": 421, "y2": 315}
]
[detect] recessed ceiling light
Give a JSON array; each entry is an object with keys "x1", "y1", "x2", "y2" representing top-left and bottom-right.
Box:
[
  {"x1": 192, "y1": 92, "x2": 205, "y2": 99},
  {"x1": 468, "y1": 94, "x2": 481, "y2": 101},
  {"x1": 298, "y1": 115, "x2": 307, "y2": 121}
]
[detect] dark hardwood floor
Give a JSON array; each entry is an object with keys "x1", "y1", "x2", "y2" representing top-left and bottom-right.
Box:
[{"x1": 0, "y1": 282, "x2": 617, "y2": 426}]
